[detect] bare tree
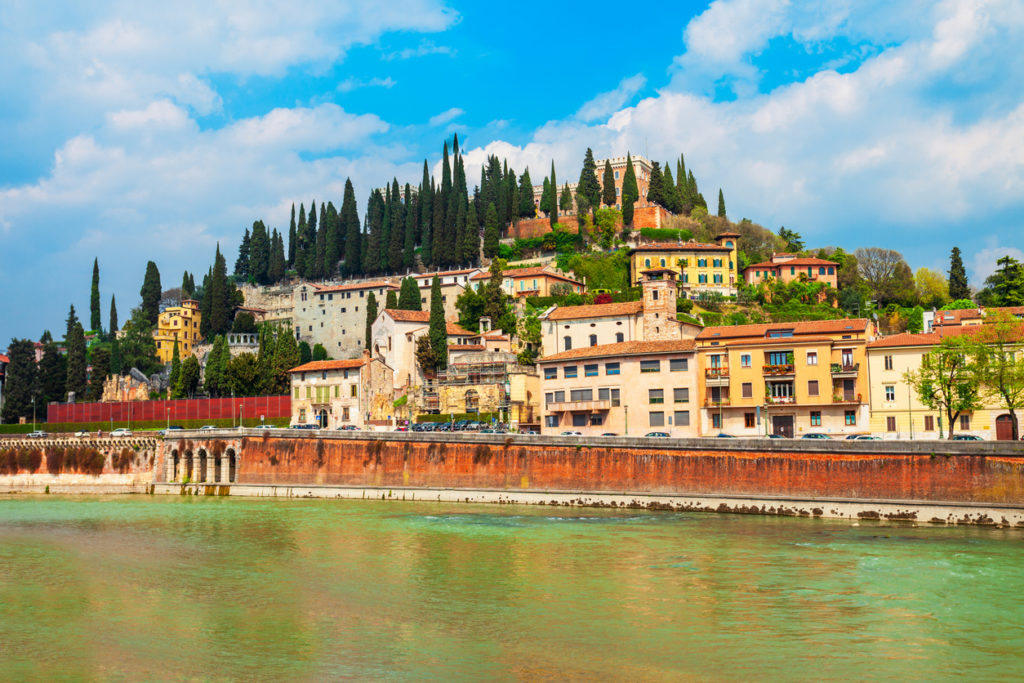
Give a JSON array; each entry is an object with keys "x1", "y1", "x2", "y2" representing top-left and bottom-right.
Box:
[{"x1": 854, "y1": 248, "x2": 914, "y2": 305}]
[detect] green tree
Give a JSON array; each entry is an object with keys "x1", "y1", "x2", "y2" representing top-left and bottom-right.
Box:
[
  {"x1": 225, "y1": 353, "x2": 261, "y2": 397},
  {"x1": 717, "y1": 189, "x2": 726, "y2": 218},
  {"x1": 976, "y1": 312, "x2": 1024, "y2": 440},
  {"x1": 977, "y1": 256, "x2": 1024, "y2": 307},
  {"x1": 621, "y1": 152, "x2": 638, "y2": 230},
  {"x1": 272, "y1": 326, "x2": 301, "y2": 394},
  {"x1": 483, "y1": 202, "x2": 500, "y2": 259},
  {"x1": 235, "y1": 227, "x2": 251, "y2": 278},
  {"x1": 312, "y1": 343, "x2": 329, "y2": 361},
  {"x1": 386, "y1": 290, "x2": 398, "y2": 309},
  {"x1": 86, "y1": 346, "x2": 110, "y2": 401},
  {"x1": 559, "y1": 183, "x2": 573, "y2": 212},
  {"x1": 1, "y1": 339, "x2": 37, "y2": 423},
  {"x1": 415, "y1": 336, "x2": 437, "y2": 375},
  {"x1": 914, "y1": 267, "x2": 951, "y2": 309},
  {"x1": 398, "y1": 277, "x2": 422, "y2": 310},
  {"x1": 549, "y1": 161, "x2": 558, "y2": 229},
  {"x1": 254, "y1": 326, "x2": 273, "y2": 395},
  {"x1": 109, "y1": 335, "x2": 122, "y2": 376},
  {"x1": 483, "y1": 260, "x2": 515, "y2": 334},
  {"x1": 428, "y1": 275, "x2": 447, "y2": 370},
  {"x1": 37, "y1": 341, "x2": 67, "y2": 405},
  {"x1": 576, "y1": 148, "x2": 602, "y2": 220},
  {"x1": 647, "y1": 161, "x2": 664, "y2": 208},
  {"x1": 140, "y1": 261, "x2": 162, "y2": 326},
  {"x1": 232, "y1": 312, "x2": 257, "y2": 333},
  {"x1": 90, "y1": 258, "x2": 101, "y2": 332},
  {"x1": 288, "y1": 203, "x2": 297, "y2": 267},
  {"x1": 208, "y1": 244, "x2": 233, "y2": 336},
  {"x1": 168, "y1": 340, "x2": 181, "y2": 394},
  {"x1": 403, "y1": 184, "x2": 416, "y2": 269},
  {"x1": 203, "y1": 335, "x2": 229, "y2": 397},
  {"x1": 855, "y1": 247, "x2": 915, "y2": 306},
  {"x1": 778, "y1": 227, "x2": 803, "y2": 252},
  {"x1": 948, "y1": 247, "x2": 970, "y2": 301},
  {"x1": 365, "y1": 292, "x2": 378, "y2": 351},
  {"x1": 298, "y1": 341, "x2": 312, "y2": 365},
  {"x1": 455, "y1": 283, "x2": 486, "y2": 332},
  {"x1": 118, "y1": 308, "x2": 159, "y2": 376},
  {"x1": 518, "y1": 168, "x2": 536, "y2": 218},
  {"x1": 602, "y1": 160, "x2": 616, "y2": 207},
  {"x1": 904, "y1": 334, "x2": 984, "y2": 440},
  {"x1": 64, "y1": 306, "x2": 87, "y2": 401},
  {"x1": 176, "y1": 355, "x2": 201, "y2": 398},
  {"x1": 109, "y1": 294, "x2": 118, "y2": 336}
]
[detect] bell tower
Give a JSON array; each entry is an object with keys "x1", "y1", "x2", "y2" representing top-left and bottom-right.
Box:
[{"x1": 640, "y1": 269, "x2": 681, "y2": 341}]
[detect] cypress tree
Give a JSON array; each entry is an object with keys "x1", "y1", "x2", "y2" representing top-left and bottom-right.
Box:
[
  {"x1": 388, "y1": 179, "x2": 404, "y2": 272},
  {"x1": 248, "y1": 220, "x2": 270, "y2": 284},
  {"x1": 363, "y1": 190, "x2": 384, "y2": 274},
  {"x1": 428, "y1": 276, "x2": 447, "y2": 370},
  {"x1": 109, "y1": 294, "x2": 118, "y2": 335},
  {"x1": 295, "y1": 203, "x2": 307, "y2": 276},
  {"x1": 140, "y1": 261, "x2": 162, "y2": 326},
  {"x1": 949, "y1": 247, "x2": 970, "y2": 300},
  {"x1": 316, "y1": 201, "x2": 329, "y2": 278},
  {"x1": 269, "y1": 229, "x2": 285, "y2": 283},
  {"x1": 559, "y1": 183, "x2": 573, "y2": 212},
  {"x1": 506, "y1": 166, "x2": 519, "y2": 226},
  {"x1": 483, "y1": 203, "x2": 500, "y2": 259},
  {"x1": 342, "y1": 179, "x2": 362, "y2": 276},
  {"x1": 203, "y1": 335, "x2": 226, "y2": 397},
  {"x1": 298, "y1": 341, "x2": 312, "y2": 365},
  {"x1": 365, "y1": 292, "x2": 378, "y2": 351},
  {"x1": 37, "y1": 341, "x2": 67, "y2": 406},
  {"x1": 304, "y1": 200, "x2": 319, "y2": 279},
  {"x1": 288, "y1": 203, "x2": 297, "y2": 267},
  {"x1": 463, "y1": 201, "x2": 480, "y2": 264},
  {"x1": 403, "y1": 184, "x2": 416, "y2": 269},
  {"x1": 272, "y1": 326, "x2": 301, "y2": 394},
  {"x1": 65, "y1": 308, "x2": 87, "y2": 402},
  {"x1": 235, "y1": 228, "x2": 251, "y2": 277},
  {"x1": 325, "y1": 200, "x2": 342, "y2": 277},
  {"x1": 180, "y1": 272, "x2": 192, "y2": 299},
  {"x1": 602, "y1": 160, "x2": 616, "y2": 207},
  {"x1": 86, "y1": 346, "x2": 110, "y2": 401},
  {"x1": 540, "y1": 177, "x2": 553, "y2": 216},
  {"x1": 621, "y1": 152, "x2": 638, "y2": 228},
  {"x1": 110, "y1": 335, "x2": 122, "y2": 376},
  {"x1": 577, "y1": 148, "x2": 602, "y2": 219},
  {"x1": 199, "y1": 270, "x2": 212, "y2": 339},
  {"x1": 519, "y1": 168, "x2": 536, "y2": 218},
  {"x1": 419, "y1": 162, "x2": 433, "y2": 244},
  {"x1": 209, "y1": 244, "x2": 231, "y2": 336},
  {"x1": 662, "y1": 165, "x2": 680, "y2": 214},
  {"x1": 648, "y1": 161, "x2": 664, "y2": 208},
  {"x1": 255, "y1": 326, "x2": 272, "y2": 395},
  {"x1": 386, "y1": 290, "x2": 398, "y2": 309},
  {"x1": 431, "y1": 180, "x2": 445, "y2": 267},
  {"x1": 549, "y1": 161, "x2": 558, "y2": 228},
  {"x1": 0, "y1": 339, "x2": 37, "y2": 423},
  {"x1": 90, "y1": 258, "x2": 101, "y2": 332},
  {"x1": 168, "y1": 340, "x2": 181, "y2": 393},
  {"x1": 398, "y1": 277, "x2": 422, "y2": 310},
  {"x1": 717, "y1": 188, "x2": 727, "y2": 217}
]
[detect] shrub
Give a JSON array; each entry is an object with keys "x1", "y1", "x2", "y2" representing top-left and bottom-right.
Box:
[
  {"x1": 676, "y1": 297, "x2": 694, "y2": 313},
  {"x1": 639, "y1": 227, "x2": 693, "y2": 242}
]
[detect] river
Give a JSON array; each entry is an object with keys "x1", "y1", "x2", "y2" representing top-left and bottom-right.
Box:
[{"x1": 1, "y1": 496, "x2": 1022, "y2": 681}]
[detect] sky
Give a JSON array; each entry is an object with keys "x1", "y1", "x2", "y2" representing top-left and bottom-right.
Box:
[{"x1": 1, "y1": 0, "x2": 1023, "y2": 345}]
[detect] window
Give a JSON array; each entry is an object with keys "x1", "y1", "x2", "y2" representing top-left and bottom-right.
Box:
[
  {"x1": 615, "y1": 332, "x2": 624, "y2": 343},
  {"x1": 925, "y1": 415, "x2": 935, "y2": 431},
  {"x1": 649, "y1": 389, "x2": 664, "y2": 404},
  {"x1": 670, "y1": 358, "x2": 688, "y2": 372},
  {"x1": 885, "y1": 385, "x2": 895, "y2": 402},
  {"x1": 545, "y1": 392, "x2": 553, "y2": 405},
  {"x1": 552, "y1": 390, "x2": 565, "y2": 403},
  {"x1": 674, "y1": 388, "x2": 689, "y2": 403},
  {"x1": 960, "y1": 414, "x2": 971, "y2": 430},
  {"x1": 564, "y1": 366, "x2": 578, "y2": 378},
  {"x1": 819, "y1": 267, "x2": 826, "y2": 275},
  {"x1": 570, "y1": 389, "x2": 593, "y2": 402},
  {"x1": 572, "y1": 414, "x2": 588, "y2": 427},
  {"x1": 810, "y1": 411, "x2": 821, "y2": 426},
  {"x1": 741, "y1": 354, "x2": 751, "y2": 368},
  {"x1": 615, "y1": 170, "x2": 620, "y2": 179},
  {"x1": 806, "y1": 351, "x2": 817, "y2": 365},
  {"x1": 645, "y1": 258, "x2": 651, "y2": 267},
  {"x1": 713, "y1": 259, "x2": 722, "y2": 268},
  {"x1": 697, "y1": 258, "x2": 707, "y2": 267},
  {"x1": 745, "y1": 413, "x2": 756, "y2": 428},
  {"x1": 564, "y1": 336, "x2": 572, "y2": 351},
  {"x1": 845, "y1": 410, "x2": 856, "y2": 425},
  {"x1": 544, "y1": 367, "x2": 557, "y2": 380},
  {"x1": 545, "y1": 415, "x2": 560, "y2": 428},
  {"x1": 589, "y1": 334, "x2": 598, "y2": 346},
  {"x1": 305, "y1": 387, "x2": 312, "y2": 399},
  {"x1": 590, "y1": 415, "x2": 604, "y2": 426},
  {"x1": 660, "y1": 258, "x2": 666, "y2": 267},
  {"x1": 585, "y1": 364, "x2": 599, "y2": 377},
  {"x1": 649, "y1": 411, "x2": 665, "y2": 427},
  {"x1": 712, "y1": 413, "x2": 721, "y2": 429},
  {"x1": 652, "y1": 289, "x2": 659, "y2": 300},
  {"x1": 334, "y1": 385, "x2": 339, "y2": 398},
  {"x1": 674, "y1": 411, "x2": 690, "y2": 427},
  {"x1": 640, "y1": 360, "x2": 660, "y2": 373},
  {"x1": 293, "y1": 386, "x2": 299, "y2": 399},
  {"x1": 299, "y1": 408, "x2": 306, "y2": 421},
  {"x1": 806, "y1": 380, "x2": 818, "y2": 396},
  {"x1": 741, "y1": 382, "x2": 752, "y2": 398},
  {"x1": 350, "y1": 385, "x2": 357, "y2": 397},
  {"x1": 598, "y1": 387, "x2": 620, "y2": 406},
  {"x1": 884, "y1": 355, "x2": 893, "y2": 370},
  {"x1": 886, "y1": 416, "x2": 897, "y2": 432},
  {"x1": 698, "y1": 274, "x2": 707, "y2": 284},
  {"x1": 606, "y1": 362, "x2": 620, "y2": 375}
]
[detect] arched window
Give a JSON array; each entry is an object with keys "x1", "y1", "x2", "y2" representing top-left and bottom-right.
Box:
[
  {"x1": 645, "y1": 258, "x2": 651, "y2": 267},
  {"x1": 660, "y1": 258, "x2": 666, "y2": 267},
  {"x1": 589, "y1": 334, "x2": 597, "y2": 346},
  {"x1": 465, "y1": 389, "x2": 479, "y2": 412}
]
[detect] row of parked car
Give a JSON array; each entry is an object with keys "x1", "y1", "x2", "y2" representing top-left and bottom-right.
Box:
[{"x1": 408, "y1": 421, "x2": 509, "y2": 433}]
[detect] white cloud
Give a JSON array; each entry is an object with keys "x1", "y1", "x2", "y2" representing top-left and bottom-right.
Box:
[
  {"x1": 428, "y1": 107, "x2": 463, "y2": 127},
  {"x1": 970, "y1": 243, "x2": 1024, "y2": 285},
  {"x1": 576, "y1": 74, "x2": 647, "y2": 122},
  {"x1": 337, "y1": 76, "x2": 396, "y2": 92},
  {"x1": 382, "y1": 39, "x2": 456, "y2": 61}
]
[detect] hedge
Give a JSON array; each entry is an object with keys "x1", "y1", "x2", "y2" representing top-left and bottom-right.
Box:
[{"x1": 0, "y1": 416, "x2": 290, "y2": 434}]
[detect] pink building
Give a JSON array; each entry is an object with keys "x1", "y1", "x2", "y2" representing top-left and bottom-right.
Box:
[{"x1": 743, "y1": 253, "x2": 838, "y2": 289}]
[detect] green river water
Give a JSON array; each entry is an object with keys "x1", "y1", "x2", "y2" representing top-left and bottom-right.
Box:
[{"x1": 1, "y1": 496, "x2": 1022, "y2": 681}]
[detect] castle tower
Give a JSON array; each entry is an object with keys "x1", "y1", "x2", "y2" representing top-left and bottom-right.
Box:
[{"x1": 640, "y1": 269, "x2": 681, "y2": 341}]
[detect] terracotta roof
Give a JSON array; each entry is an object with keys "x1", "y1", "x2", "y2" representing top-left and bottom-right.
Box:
[
  {"x1": 539, "y1": 339, "x2": 696, "y2": 363},
  {"x1": 698, "y1": 319, "x2": 870, "y2": 341},
  {"x1": 447, "y1": 322, "x2": 476, "y2": 336},
  {"x1": 0, "y1": 354, "x2": 8, "y2": 364},
  {"x1": 716, "y1": 232, "x2": 741, "y2": 238},
  {"x1": 383, "y1": 309, "x2": 430, "y2": 323},
  {"x1": 744, "y1": 257, "x2": 838, "y2": 269},
  {"x1": 312, "y1": 279, "x2": 398, "y2": 293},
  {"x1": 929, "y1": 307, "x2": 1024, "y2": 327},
  {"x1": 631, "y1": 241, "x2": 730, "y2": 253},
  {"x1": 470, "y1": 267, "x2": 582, "y2": 284},
  {"x1": 413, "y1": 267, "x2": 482, "y2": 279},
  {"x1": 717, "y1": 335, "x2": 847, "y2": 348},
  {"x1": 547, "y1": 300, "x2": 644, "y2": 321},
  {"x1": 867, "y1": 323, "x2": 1024, "y2": 348},
  {"x1": 448, "y1": 344, "x2": 487, "y2": 351},
  {"x1": 290, "y1": 359, "x2": 366, "y2": 373}
]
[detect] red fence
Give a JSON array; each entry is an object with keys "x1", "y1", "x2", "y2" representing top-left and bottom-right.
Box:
[{"x1": 47, "y1": 396, "x2": 291, "y2": 424}]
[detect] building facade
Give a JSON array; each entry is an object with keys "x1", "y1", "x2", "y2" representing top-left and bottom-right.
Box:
[
  {"x1": 289, "y1": 353, "x2": 394, "y2": 429},
  {"x1": 628, "y1": 233, "x2": 739, "y2": 296},
  {"x1": 695, "y1": 319, "x2": 874, "y2": 437},
  {"x1": 531, "y1": 155, "x2": 654, "y2": 212},
  {"x1": 154, "y1": 299, "x2": 202, "y2": 364},
  {"x1": 469, "y1": 265, "x2": 584, "y2": 299},
  {"x1": 743, "y1": 253, "x2": 838, "y2": 289},
  {"x1": 293, "y1": 279, "x2": 399, "y2": 358},
  {"x1": 412, "y1": 268, "x2": 483, "y2": 319}
]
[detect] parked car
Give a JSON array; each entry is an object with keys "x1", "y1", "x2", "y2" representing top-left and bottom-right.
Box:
[
  {"x1": 715, "y1": 433, "x2": 737, "y2": 438},
  {"x1": 845, "y1": 434, "x2": 862, "y2": 440},
  {"x1": 645, "y1": 432, "x2": 670, "y2": 438},
  {"x1": 952, "y1": 434, "x2": 984, "y2": 441},
  {"x1": 600, "y1": 432, "x2": 619, "y2": 437},
  {"x1": 394, "y1": 426, "x2": 409, "y2": 432},
  {"x1": 26, "y1": 430, "x2": 48, "y2": 438},
  {"x1": 335, "y1": 425, "x2": 359, "y2": 431},
  {"x1": 766, "y1": 434, "x2": 785, "y2": 439},
  {"x1": 855, "y1": 435, "x2": 882, "y2": 440},
  {"x1": 73, "y1": 429, "x2": 90, "y2": 438},
  {"x1": 252, "y1": 423, "x2": 275, "y2": 430},
  {"x1": 198, "y1": 425, "x2": 218, "y2": 431},
  {"x1": 110, "y1": 428, "x2": 133, "y2": 437},
  {"x1": 561, "y1": 430, "x2": 583, "y2": 436},
  {"x1": 158, "y1": 426, "x2": 184, "y2": 436},
  {"x1": 801, "y1": 433, "x2": 831, "y2": 440},
  {"x1": 479, "y1": 428, "x2": 498, "y2": 434}
]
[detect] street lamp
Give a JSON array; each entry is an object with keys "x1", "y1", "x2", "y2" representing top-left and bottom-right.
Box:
[{"x1": 32, "y1": 397, "x2": 36, "y2": 432}]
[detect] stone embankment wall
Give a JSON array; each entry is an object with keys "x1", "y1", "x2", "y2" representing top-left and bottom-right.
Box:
[
  {"x1": 0, "y1": 435, "x2": 159, "y2": 493},
  {"x1": 163, "y1": 431, "x2": 1024, "y2": 508}
]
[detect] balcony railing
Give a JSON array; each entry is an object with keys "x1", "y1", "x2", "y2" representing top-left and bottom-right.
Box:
[
  {"x1": 705, "y1": 367, "x2": 729, "y2": 379},
  {"x1": 831, "y1": 362, "x2": 859, "y2": 375},
  {"x1": 832, "y1": 393, "x2": 863, "y2": 404},
  {"x1": 765, "y1": 395, "x2": 795, "y2": 405},
  {"x1": 763, "y1": 364, "x2": 795, "y2": 376},
  {"x1": 546, "y1": 399, "x2": 612, "y2": 412},
  {"x1": 704, "y1": 397, "x2": 732, "y2": 407}
]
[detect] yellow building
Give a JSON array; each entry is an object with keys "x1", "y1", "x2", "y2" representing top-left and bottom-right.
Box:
[
  {"x1": 154, "y1": 299, "x2": 202, "y2": 364},
  {"x1": 695, "y1": 319, "x2": 874, "y2": 437},
  {"x1": 629, "y1": 232, "x2": 739, "y2": 298},
  {"x1": 865, "y1": 329, "x2": 1020, "y2": 440}
]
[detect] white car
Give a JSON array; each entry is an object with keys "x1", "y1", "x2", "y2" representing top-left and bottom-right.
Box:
[
  {"x1": 73, "y1": 430, "x2": 90, "y2": 438},
  {"x1": 561, "y1": 431, "x2": 583, "y2": 436},
  {"x1": 26, "y1": 430, "x2": 48, "y2": 438},
  {"x1": 199, "y1": 425, "x2": 217, "y2": 431},
  {"x1": 110, "y1": 428, "x2": 133, "y2": 437}
]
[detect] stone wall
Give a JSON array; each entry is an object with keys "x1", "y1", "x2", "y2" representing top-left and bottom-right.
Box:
[
  {"x1": 511, "y1": 206, "x2": 670, "y2": 240},
  {"x1": 0, "y1": 435, "x2": 160, "y2": 492}
]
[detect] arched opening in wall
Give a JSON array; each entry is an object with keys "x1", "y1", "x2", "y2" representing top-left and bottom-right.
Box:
[
  {"x1": 197, "y1": 449, "x2": 208, "y2": 482},
  {"x1": 214, "y1": 451, "x2": 222, "y2": 482},
  {"x1": 996, "y1": 414, "x2": 1015, "y2": 441},
  {"x1": 465, "y1": 389, "x2": 479, "y2": 413},
  {"x1": 171, "y1": 449, "x2": 180, "y2": 481},
  {"x1": 184, "y1": 450, "x2": 194, "y2": 481},
  {"x1": 316, "y1": 409, "x2": 328, "y2": 429},
  {"x1": 227, "y1": 448, "x2": 237, "y2": 483}
]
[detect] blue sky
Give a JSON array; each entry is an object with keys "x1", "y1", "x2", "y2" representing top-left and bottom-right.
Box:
[{"x1": 1, "y1": 0, "x2": 1023, "y2": 344}]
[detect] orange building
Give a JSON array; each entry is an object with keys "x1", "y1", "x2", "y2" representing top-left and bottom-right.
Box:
[{"x1": 743, "y1": 253, "x2": 838, "y2": 289}]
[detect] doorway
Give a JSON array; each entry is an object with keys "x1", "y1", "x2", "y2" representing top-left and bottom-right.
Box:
[
  {"x1": 996, "y1": 414, "x2": 1015, "y2": 441},
  {"x1": 772, "y1": 415, "x2": 794, "y2": 438}
]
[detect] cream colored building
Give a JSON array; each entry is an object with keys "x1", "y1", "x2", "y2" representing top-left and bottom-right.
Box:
[
  {"x1": 539, "y1": 339, "x2": 699, "y2": 436},
  {"x1": 154, "y1": 299, "x2": 202, "y2": 364},
  {"x1": 629, "y1": 233, "x2": 739, "y2": 297},
  {"x1": 412, "y1": 267, "x2": 484, "y2": 319},
  {"x1": 293, "y1": 279, "x2": 399, "y2": 358},
  {"x1": 469, "y1": 265, "x2": 584, "y2": 299},
  {"x1": 695, "y1": 319, "x2": 874, "y2": 437},
  {"x1": 289, "y1": 352, "x2": 394, "y2": 430}
]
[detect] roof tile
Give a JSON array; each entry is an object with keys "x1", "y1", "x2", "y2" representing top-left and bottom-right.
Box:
[
  {"x1": 540, "y1": 339, "x2": 696, "y2": 363},
  {"x1": 547, "y1": 300, "x2": 643, "y2": 321},
  {"x1": 290, "y1": 359, "x2": 366, "y2": 373}
]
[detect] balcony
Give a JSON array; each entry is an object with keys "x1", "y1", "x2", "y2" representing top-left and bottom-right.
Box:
[
  {"x1": 546, "y1": 399, "x2": 612, "y2": 412},
  {"x1": 765, "y1": 395, "x2": 795, "y2": 405},
  {"x1": 705, "y1": 366, "x2": 730, "y2": 386},
  {"x1": 704, "y1": 397, "x2": 732, "y2": 408},
  {"x1": 763, "y1": 364, "x2": 795, "y2": 377},
  {"x1": 832, "y1": 393, "x2": 863, "y2": 404},
  {"x1": 831, "y1": 362, "x2": 860, "y2": 377}
]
